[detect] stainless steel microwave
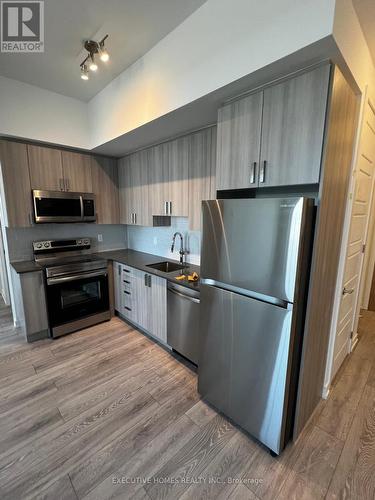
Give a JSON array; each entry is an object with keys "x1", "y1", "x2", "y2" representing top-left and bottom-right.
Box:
[{"x1": 32, "y1": 190, "x2": 96, "y2": 223}]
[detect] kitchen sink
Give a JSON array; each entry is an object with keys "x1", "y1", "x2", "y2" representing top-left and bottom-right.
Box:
[{"x1": 146, "y1": 261, "x2": 186, "y2": 273}]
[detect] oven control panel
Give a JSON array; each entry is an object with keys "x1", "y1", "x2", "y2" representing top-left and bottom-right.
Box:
[{"x1": 33, "y1": 238, "x2": 91, "y2": 253}]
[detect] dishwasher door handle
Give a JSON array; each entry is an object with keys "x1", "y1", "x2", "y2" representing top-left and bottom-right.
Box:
[{"x1": 168, "y1": 288, "x2": 200, "y2": 304}]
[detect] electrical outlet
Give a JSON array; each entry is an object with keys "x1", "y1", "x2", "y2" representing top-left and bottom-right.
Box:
[{"x1": 97, "y1": 234, "x2": 103, "y2": 242}]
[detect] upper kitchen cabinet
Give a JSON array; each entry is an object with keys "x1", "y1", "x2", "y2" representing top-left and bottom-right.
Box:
[
  {"x1": 188, "y1": 127, "x2": 217, "y2": 231},
  {"x1": 260, "y1": 64, "x2": 330, "y2": 187},
  {"x1": 216, "y1": 91, "x2": 263, "y2": 191},
  {"x1": 118, "y1": 150, "x2": 150, "y2": 226},
  {"x1": 168, "y1": 136, "x2": 189, "y2": 217},
  {"x1": 0, "y1": 140, "x2": 33, "y2": 227},
  {"x1": 61, "y1": 151, "x2": 93, "y2": 192},
  {"x1": 27, "y1": 144, "x2": 64, "y2": 191},
  {"x1": 148, "y1": 143, "x2": 170, "y2": 217},
  {"x1": 148, "y1": 138, "x2": 189, "y2": 217},
  {"x1": 91, "y1": 156, "x2": 119, "y2": 224}
]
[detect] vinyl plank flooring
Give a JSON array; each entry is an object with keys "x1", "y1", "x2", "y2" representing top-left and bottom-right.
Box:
[
  {"x1": 185, "y1": 400, "x2": 218, "y2": 428},
  {"x1": 276, "y1": 426, "x2": 343, "y2": 499},
  {"x1": 316, "y1": 353, "x2": 372, "y2": 441},
  {"x1": 145, "y1": 415, "x2": 236, "y2": 500},
  {"x1": 0, "y1": 302, "x2": 375, "y2": 500},
  {"x1": 74, "y1": 405, "x2": 200, "y2": 499},
  {"x1": 326, "y1": 384, "x2": 375, "y2": 500}
]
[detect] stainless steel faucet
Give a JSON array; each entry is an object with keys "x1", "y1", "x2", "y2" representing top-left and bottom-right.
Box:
[{"x1": 171, "y1": 232, "x2": 186, "y2": 268}]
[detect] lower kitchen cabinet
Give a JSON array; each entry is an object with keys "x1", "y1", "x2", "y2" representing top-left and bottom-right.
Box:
[{"x1": 113, "y1": 262, "x2": 167, "y2": 344}]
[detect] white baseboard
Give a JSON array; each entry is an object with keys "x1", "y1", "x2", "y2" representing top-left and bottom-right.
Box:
[{"x1": 322, "y1": 384, "x2": 330, "y2": 400}]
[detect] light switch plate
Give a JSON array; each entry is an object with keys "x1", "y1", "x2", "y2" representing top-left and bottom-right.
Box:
[{"x1": 97, "y1": 234, "x2": 103, "y2": 242}]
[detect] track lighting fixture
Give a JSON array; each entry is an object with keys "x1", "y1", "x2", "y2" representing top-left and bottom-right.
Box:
[{"x1": 79, "y1": 34, "x2": 109, "y2": 80}]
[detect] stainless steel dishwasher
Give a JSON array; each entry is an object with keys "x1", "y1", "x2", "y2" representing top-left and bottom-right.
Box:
[{"x1": 167, "y1": 282, "x2": 200, "y2": 365}]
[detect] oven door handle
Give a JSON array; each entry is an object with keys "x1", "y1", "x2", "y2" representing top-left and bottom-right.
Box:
[{"x1": 47, "y1": 270, "x2": 107, "y2": 285}]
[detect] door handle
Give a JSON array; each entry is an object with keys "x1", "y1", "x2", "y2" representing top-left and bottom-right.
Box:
[
  {"x1": 259, "y1": 161, "x2": 266, "y2": 183},
  {"x1": 343, "y1": 287, "x2": 355, "y2": 295},
  {"x1": 250, "y1": 162, "x2": 256, "y2": 184}
]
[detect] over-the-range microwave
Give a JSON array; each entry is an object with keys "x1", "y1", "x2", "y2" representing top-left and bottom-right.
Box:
[{"x1": 32, "y1": 190, "x2": 96, "y2": 223}]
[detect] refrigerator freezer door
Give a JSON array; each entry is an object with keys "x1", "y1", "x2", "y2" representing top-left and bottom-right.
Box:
[
  {"x1": 198, "y1": 284, "x2": 294, "y2": 454},
  {"x1": 201, "y1": 198, "x2": 311, "y2": 303}
]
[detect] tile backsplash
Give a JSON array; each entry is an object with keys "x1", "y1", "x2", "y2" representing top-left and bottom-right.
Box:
[
  {"x1": 7, "y1": 219, "x2": 201, "y2": 266},
  {"x1": 127, "y1": 218, "x2": 201, "y2": 265},
  {"x1": 7, "y1": 224, "x2": 127, "y2": 261}
]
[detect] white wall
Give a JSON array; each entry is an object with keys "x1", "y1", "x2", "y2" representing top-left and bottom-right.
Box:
[
  {"x1": 88, "y1": 0, "x2": 335, "y2": 148},
  {"x1": 0, "y1": 76, "x2": 90, "y2": 149}
]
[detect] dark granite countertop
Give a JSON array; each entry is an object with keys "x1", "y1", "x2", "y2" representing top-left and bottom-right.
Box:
[
  {"x1": 11, "y1": 249, "x2": 200, "y2": 291},
  {"x1": 94, "y1": 249, "x2": 200, "y2": 291},
  {"x1": 10, "y1": 260, "x2": 42, "y2": 274}
]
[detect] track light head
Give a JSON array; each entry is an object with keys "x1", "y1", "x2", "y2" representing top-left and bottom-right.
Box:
[
  {"x1": 89, "y1": 54, "x2": 98, "y2": 71},
  {"x1": 99, "y1": 46, "x2": 109, "y2": 62},
  {"x1": 80, "y1": 64, "x2": 89, "y2": 80}
]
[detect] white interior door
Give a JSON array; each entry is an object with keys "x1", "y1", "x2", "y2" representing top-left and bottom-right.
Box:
[{"x1": 330, "y1": 95, "x2": 375, "y2": 381}]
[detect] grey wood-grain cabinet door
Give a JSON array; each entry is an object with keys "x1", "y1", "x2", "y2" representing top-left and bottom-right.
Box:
[
  {"x1": 216, "y1": 92, "x2": 263, "y2": 191},
  {"x1": 168, "y1": 136, "x2": 189, "y2": 217},
  {"x1": 28, "y1": 144, "x2": 64, "y2": 191},
  {"x1": 188, "y1": 127, "x2": 217, "y2": 231},
  {"x1": 149, "y1": 274, "x2": 167, "y2": 343},
  {"x1": 118, "y1": 151, "x2": 150, "y2": 226},
  {"x1": 91, "y1": 156, "x2": 119, "y2": 224},
  {"x1": 61, "y1": 151, "x2": 93, "y2": 192},
  {"x1": 148, "y1": 143, "x2": 170, "y2": 217},
  {"x1": 0, "y1": 140, "x2": 33, "y2": 227},
  {"x1": 260, "y1": 64, "x2": 331, "y2": 187}
]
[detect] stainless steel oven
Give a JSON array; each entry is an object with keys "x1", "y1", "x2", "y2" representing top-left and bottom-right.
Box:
[
  {"x1": 46, "y1": 264, "x2": 110, "y2": 338},
  {"x1": 33, "y1": 190, "x2": 96, "y2": 223},
  {"x1": 34, "y1": 238, "x2": 110, "y2": 338}
]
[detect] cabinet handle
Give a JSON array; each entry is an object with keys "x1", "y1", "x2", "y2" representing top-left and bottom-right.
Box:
[
  {"x1": 124, "y1": 306, "x2": 132, "y2": 311},
  {"x1": 118, "y1": 265, "x2": 121, "y2": 276},
  {"x1": 123, "y1": 279, "x2": 130, "y2": 284},
  {"x1": 259, "y1": 161, "x2": 267, "y2": 183},
  {"x1": 144, "y1": 274, "x2": 148, "y2": 287},
  {"x1": 148, "y1": 275, "x2": 152, "y2": 288},
  {"x1": 164, "y1": 202, "x2": 168, "y2": 215},
  {"x1": 250, "y1": 162, "x2": 256, "y2": 184},
  {"x1": 134, "y1": 213, "x2": 137, "y2": 224},
  {"x1": 28, "y1": 212, "x2": 34, "y2": 226},
  {"x1": 124, "y1": 291, "x2": 131, "y2": 295},
  {"x1": 123, "y1": 269, "x2": 130, "y2": 273},
  {"x1": 169, "y1": 201, "x2": 172, "y2": 215}
]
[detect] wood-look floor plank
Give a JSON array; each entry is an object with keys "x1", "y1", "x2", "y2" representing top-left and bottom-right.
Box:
[
  {"x1": 145, "y1": 415, "x2": 236, "y2": 500},
  {"x1": 76, "y1": 412, "x2": 200, "y2": 499},
  {"x1": 276, "y1": 426, "x2": 343, "y2": 499},
  {"x1": 326, "y1": 384, "x2": 375, "y2": 500},
  {"x1": 185, "y1": 400, "x2": 218, "y2": 428},
  {"x1": 316, "y1": 353, "x2": 372, "y2": 441}
]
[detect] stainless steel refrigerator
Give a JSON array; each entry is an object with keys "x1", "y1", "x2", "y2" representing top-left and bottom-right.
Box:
[{"x1": 198, "y1": 197, "x2": 314, "y2": 455}]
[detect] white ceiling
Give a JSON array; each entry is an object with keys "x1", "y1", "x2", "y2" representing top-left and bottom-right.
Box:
[
  {"x1": 0, "y1": 0, "x2": 207, "y2": 101},
  {"x1": 353, "y1": 0, "x2": 375, "y2": 65}
]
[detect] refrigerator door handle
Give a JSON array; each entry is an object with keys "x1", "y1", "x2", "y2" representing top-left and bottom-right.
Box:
[{"x1": 201, "y1": 278, "x2": 290, "y2": 309}]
